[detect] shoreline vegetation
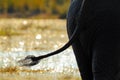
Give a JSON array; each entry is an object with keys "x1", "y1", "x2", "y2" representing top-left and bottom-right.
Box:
[{"x1": 0, "y1": 0, "x2": 70, "y2": 19}]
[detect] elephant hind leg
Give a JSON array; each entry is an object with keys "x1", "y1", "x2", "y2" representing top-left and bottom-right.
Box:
[
  {"x1": 92, "y1": 27, "x2": 120, "y2": 80},
  {"x1": 72, "y1": 39, "x2": 93, "y2": 80}
]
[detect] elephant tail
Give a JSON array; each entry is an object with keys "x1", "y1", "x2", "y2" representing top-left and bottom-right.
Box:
[
  {"x1": 18, "y1": 0, "x2": 86, "y2": 66},
  {"x1": 35, "y1": 0, "x2": 86, "y2": 60}
]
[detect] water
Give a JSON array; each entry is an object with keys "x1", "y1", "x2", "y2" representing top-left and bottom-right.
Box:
[
  {"x1": 0, "y1": 49, "x2": 78, "y2": 73},
  {"x1": 0, "y1": 50, "x2": 81, "y2": 80},
  {"x1": 0, "y1": 19, "x2": 81, "y2": 80}
]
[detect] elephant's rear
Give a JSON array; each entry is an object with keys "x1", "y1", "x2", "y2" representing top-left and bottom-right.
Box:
[
  {"x1": 67, "y1": 0, "x2": 120, "y2": 80},
  {"x1": 89, "y1": 0, "x2": 120, "y2": 80}
]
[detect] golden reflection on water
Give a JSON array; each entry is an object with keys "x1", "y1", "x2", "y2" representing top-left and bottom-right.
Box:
[
  {"x1": 0, "y1": 19, "x2": 67, "y2": 52},
  {"x1": 0, "y1": 19, "x2": 81, "y2": 80}
]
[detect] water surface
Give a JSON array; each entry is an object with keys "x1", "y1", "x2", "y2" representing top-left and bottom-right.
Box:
[{"x1": 0, "y1": 19, "x2": 81, "y2": 80}]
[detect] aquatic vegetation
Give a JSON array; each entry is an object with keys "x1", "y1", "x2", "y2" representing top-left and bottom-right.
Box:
[{"x1": 0, "y1": 66, "x2": 19, "y2": 73}]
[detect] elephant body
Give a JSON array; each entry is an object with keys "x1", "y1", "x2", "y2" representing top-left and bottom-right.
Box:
[{"x1": 67, "y1": 0, "x2": 120, "y2": 80}]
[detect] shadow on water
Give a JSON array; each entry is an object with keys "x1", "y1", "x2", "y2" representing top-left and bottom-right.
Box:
[{"x1": 0, "y1": 19, "x2": 81, "y2": 80}]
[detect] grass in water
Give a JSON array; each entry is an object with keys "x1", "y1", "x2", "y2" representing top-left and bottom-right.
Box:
[
  {"x1": 0, "y1": 29, "x2": 21, "y2": 36},
  {"x1": 0, "y1": 67, "x2": 81, "y2": 80}
]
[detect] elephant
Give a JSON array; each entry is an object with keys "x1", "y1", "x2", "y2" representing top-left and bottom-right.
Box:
[
  {"x1": 18, "y1": 0, "x2": 120, "y2": 80},
  {"x1": 67, "y1": 0, "x2": 120, "y2": 80}
]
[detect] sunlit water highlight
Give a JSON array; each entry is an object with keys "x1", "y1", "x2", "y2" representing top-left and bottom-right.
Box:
[
  {"x1": 0, "y1": 49, "x2": 81, "y2": 80},
  {"x1": 0, "y1": 49, "x2": 79, "y2": 73}
]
